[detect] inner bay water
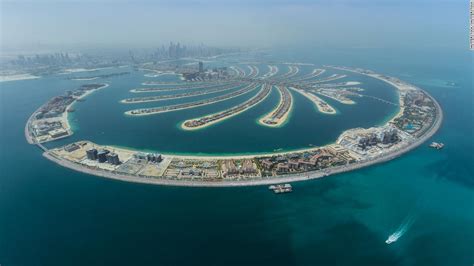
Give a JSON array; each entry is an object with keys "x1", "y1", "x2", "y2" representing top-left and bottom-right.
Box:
[
  {"x1": 0, "y1": 47, "x2": 472, "y2": 265},
  {"x1": 43, "y1": 61, "x2": 400, "y2": 155}
]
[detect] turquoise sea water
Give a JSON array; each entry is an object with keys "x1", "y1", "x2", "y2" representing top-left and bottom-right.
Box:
[{"x1": 0, "y1": 47, "x2": 473, "y2": 265}]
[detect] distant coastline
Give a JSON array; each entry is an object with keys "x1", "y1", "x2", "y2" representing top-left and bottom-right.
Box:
[{"x1": 0, "y1": 73, "x2": 40, "y2": 82}]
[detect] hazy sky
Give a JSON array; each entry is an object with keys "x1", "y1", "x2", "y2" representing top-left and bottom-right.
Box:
[{"x1": 0, "y1": 0, "x2": 468, "y2": 52}]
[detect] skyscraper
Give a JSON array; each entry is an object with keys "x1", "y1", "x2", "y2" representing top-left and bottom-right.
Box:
[
  {"x1": 106, "y1": 153, "x2": 120, "y2": 165},
  {"x1": 470, "y1": 0, "x2": 474, "y2": 50},
  {"x1": 97, "y1": 149, "x2": 110, "y2": 163},
  {"x1": 86, "y1": 148, "x2": 98, "y2": 160}
]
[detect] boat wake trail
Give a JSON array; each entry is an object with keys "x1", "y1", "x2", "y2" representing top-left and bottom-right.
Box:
[{"x1": 385, "y1": 214, "x2": 416, "y2": 244}]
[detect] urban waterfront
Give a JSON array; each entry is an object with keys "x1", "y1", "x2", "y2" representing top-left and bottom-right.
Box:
[{"x1": 1, "y1": 46, "x2": 473, "y2": 265}]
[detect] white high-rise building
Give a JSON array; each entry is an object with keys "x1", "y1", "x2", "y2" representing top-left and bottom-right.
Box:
[{"x1": 471, "y1": 0, "x2": 474, "y2": 50}]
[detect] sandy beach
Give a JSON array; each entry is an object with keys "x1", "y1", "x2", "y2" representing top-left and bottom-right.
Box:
[
  {"x1": 62, "y1": 83, "x2": 110, "y2": 131},
  {"x1": 258, "y1": 86, "x2": 294, "y2": 127}
]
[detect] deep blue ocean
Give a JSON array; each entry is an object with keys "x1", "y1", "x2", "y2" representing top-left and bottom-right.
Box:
[{"x1": 0, "y1": 47, "x2": 473, "y2": 265}]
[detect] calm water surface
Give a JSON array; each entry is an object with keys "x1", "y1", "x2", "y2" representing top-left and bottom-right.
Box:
[{"x1": 0, "y1": 47, "x2": 472, "y2": 265}]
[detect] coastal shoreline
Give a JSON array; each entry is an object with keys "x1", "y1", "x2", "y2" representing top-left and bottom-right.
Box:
[
  {"x1": 24, "y1": 83, "x2": 109, "y2": 145},
  {"x1": 42, "y1": 96, "x2": 441, "y2": 187},
  {"x1": 29, "y1": 67, "x2": 443, "y2": 187}
]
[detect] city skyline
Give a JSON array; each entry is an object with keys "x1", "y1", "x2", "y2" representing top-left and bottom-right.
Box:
[{"x1": 0, "y1": 0, "x2": 467, "y2": 53}]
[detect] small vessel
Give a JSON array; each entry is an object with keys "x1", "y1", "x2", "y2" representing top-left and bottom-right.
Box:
[
  {"x1": 269, "y1": 184, "x2": 292, "y2": 194},
  {"x1": 385, "y1": 234, "x2": 398, "y2": 244},
  {"x1": 429, "y1": 142, "x2": 444, "y2": 149},
  {"x1": 385, "y1": 215, "x2": 415, "y2": 244}
]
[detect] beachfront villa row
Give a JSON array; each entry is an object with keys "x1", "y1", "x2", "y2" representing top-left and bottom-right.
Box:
[
  {"x1": 183, "y1": 83, "x2": 272, "y2": 129},
  {"x1": 391, "y1": 90, "x2": 436, "y2": 137},
  {"x1": 48, "y1": 139, "x2": 361, "y2": 181}
]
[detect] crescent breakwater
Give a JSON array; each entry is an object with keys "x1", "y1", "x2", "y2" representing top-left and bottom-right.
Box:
[
  {"x1": 26, "y1": 65, "x2": 442, "y2": 187},
  {"x1": 25, "y1": 83, "x2": 109, "y2": 144}
]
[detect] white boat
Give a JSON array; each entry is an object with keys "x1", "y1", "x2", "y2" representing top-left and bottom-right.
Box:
[
  {"x1": 429, "y1": 142, "x2": 444, "y2": 149},
  {"x1": 269, "y1": 184, "x2": 292, "y2": 194},
  {"x1": 385, "y1": 234, "x2": 399, "y2": 244},
  {"x1": 386, "y1": 215, "x2": 415, "y2": 244}
]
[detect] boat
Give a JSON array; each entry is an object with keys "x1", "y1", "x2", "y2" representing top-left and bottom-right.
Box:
[
  {"x1": 269, "y1": 183, "x2": 292, "y2": 194},
  {"x1": 385, "y1": 234, "x2": 398, "y2": 244},
  {"x1": 429, "y1": 142, "x2": 444, "y2": 149},
  {"x1": 385, "y1": 215, "x2": 415, "y2": 245}
]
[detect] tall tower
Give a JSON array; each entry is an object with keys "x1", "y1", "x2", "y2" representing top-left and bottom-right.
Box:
[
  {"x1": 471, "y1": 0, "x2": 474, "y2": 50},
  {"x1": 129, "y1": 50, "x2": 136, "y2": 64}
]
